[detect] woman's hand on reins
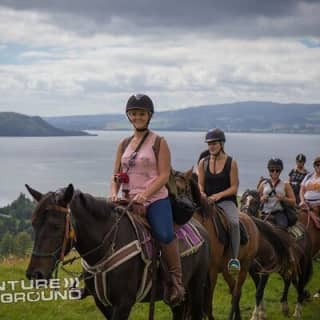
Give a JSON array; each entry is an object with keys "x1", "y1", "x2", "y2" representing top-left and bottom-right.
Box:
[{"x1": 132, "y1": 193, "x2": 147, "y2": 204}]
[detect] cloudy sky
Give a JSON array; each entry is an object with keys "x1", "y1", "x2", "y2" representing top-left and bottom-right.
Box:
[{"x1": 0, "y1": 0, "x2": 319, "y2": 116}]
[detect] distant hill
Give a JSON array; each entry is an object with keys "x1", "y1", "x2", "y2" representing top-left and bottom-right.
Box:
[
  {"x1": 46, "y1": 101, "x2": 320, "y2": 134},
  {"x1": 0, "y1": 112, "x2": 91, "y2": 136}
]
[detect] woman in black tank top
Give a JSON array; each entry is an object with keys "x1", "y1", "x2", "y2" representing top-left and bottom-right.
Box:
[
  {"x1": 198, "y1": 128, "x2": 241, "y2": 273},
  {"x1": 198, "y1": 130, "x2": 239, "y2": 206}
]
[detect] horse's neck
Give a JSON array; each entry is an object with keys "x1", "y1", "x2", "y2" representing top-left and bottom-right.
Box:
[{"x1": 71, "y1": 201, "x2": 119, "y2": 265}]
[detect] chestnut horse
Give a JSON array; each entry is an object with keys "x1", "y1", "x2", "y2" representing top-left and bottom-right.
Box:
[
  {"x1": 25, "y1": 184, "x2": 212, "y2": 320},
  {"x1": 240, "y1": 189, "x2": 313, "y2": 319},
  {"x1": 173, "y1": 170, "x2": 291, "y2": 320}
]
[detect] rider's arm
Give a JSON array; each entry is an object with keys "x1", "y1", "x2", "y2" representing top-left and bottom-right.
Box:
[
  {"x1": 299, "y1": 184, "x2": 306, "y2": 205},
  {"x1": 198, "y1": 158, "x2": 206, "y2": 195},
  {"x1": 258, "y1": 181, "x2": 268, "y2": 203},
  {"x1": 109, "y1": 142, "x2": 123, "y2": 199},
  {"x1": 282, "y1": 182, "x2": 296, "y2": 206}
]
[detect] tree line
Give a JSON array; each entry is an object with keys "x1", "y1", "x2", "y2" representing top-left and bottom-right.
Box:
[{"x1": 0, "y1": 194, "x2": 34, "y2": 257}]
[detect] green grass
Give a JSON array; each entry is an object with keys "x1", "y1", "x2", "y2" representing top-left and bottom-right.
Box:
[{"x1": 0, "y1": 256, "x2": 320, "y2": 319}]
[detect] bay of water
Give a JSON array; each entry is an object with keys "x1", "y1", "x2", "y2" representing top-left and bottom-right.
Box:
[{"x1": 0, "y1": 130, "x2": 319, "y2": 206}]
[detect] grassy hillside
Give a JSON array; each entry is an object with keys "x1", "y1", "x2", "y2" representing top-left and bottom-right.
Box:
[
  {"x1": 46, "y1": 101, "x2": 320, "y2": 133},
  {"x1": 0, "y1": 112, "x2": 91, "y2": 136},
  {"x1": 1, "y1": 256, "x2": 319, "y2": 319}
]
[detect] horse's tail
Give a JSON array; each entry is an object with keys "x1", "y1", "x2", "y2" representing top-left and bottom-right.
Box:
[{"x1": 251, "y1": 216, "x2": 292, "y2": 274}]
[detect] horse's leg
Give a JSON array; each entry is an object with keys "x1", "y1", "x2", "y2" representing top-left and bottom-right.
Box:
[
  {"x1": 93, "y1": 297, "x2": 114, "y2": 319},
  {"x1": 222, "y1": 270, "x2": 236, "y2": 293},
  {"x1": 205, "y1": 267, "x2": 218, "y2": 320},
  {"x1": 280, "y1": 277, "x2": 290, "y2": 316},
  {"x1": 228, "y1": 268, "x2": 248, "y2": 320},
  {"x1": 249, "y1": 270, "x2": 269, "y2": 320},
  {"x1": 171, "y1": 303, "x2": 188, "y2": 320},
  {"x1": 110, "y1": 304, "x2": 134, "y2": 320},
  {"x1": 187, "y1": 269, "x2": 210, "y2": 320}
]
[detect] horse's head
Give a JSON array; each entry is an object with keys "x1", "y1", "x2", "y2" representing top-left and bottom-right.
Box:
[
  {"x1": 25, "y1": 184, "x2": 75, "y2": 280},
  {"x1": 174, "y1": 168, "x2": 199, "y2": 205},
  {"x1": 240, "y1": 189, "x2": 261, "y2": 217},
  {"x1": 173, "y1": 168, "x2": 213, "y2": 216}
]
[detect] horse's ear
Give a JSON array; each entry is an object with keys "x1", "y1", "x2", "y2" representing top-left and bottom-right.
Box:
[
  {"x1": 62, "y1": 184, "x2": 74, "y2": 205},
  {"x1": 25, "y1": 184, "x2": 43, "y2": 202},
  {"x1": 184, "y1": 167, "x2": 193, "y2": 179},
  {"x1": 79, "y1": 192, "x2": 87, "y2": 208}
]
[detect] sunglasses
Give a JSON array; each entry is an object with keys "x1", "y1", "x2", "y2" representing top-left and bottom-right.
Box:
[{"x1": 269, "y1": 168, "x2": 281, "y2": 173}]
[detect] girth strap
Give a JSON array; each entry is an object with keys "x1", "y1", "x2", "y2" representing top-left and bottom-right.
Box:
[{"x1": 82, "y1": 240, "x2": 141, "y2": 274}]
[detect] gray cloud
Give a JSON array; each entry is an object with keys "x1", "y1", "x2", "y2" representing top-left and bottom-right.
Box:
[{"x1": 1, "y1": 0, "x2": 320, "y2": 38}]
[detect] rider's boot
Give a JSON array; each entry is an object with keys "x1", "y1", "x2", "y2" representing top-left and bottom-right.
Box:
[{"x1": 161, "y1": 238, "x2": 185, "y2": 307}]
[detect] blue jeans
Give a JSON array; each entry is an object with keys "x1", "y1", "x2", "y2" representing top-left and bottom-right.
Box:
[{"x1": 147, "y1": 198, "x2": 174, "y2": 244}]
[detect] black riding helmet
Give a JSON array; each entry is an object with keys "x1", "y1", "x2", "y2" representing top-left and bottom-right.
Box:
[
  {"x1": 126, "y1": 94, "x2": 154, "y2": 131},
  {"x1": 126, "y1": 94, "x2": 154, "y2": 114},
  {"x1": 205, "y1": 128, "x2": 226, "y2": 143},
  {"x1": 296, "y1": 153, "x2": 306, "y2": 162},
  {"x1": 267, "y1": 158, "x2": 283, "y2": 170}
]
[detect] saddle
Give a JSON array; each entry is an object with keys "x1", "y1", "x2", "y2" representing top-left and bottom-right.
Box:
[
  {"x1": 208, "y1": 202, "x2": 248, "y2": 247},
  {"x1": 82, "y1": 202, "x2": 204, "y2": 307},
  {"x1": 261, "y1": 211, "x2": 305, "y2": 240}
]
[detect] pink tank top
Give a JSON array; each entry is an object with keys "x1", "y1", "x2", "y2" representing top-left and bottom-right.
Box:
[{"x1": 121, "y1": 131, "x2": 168, "y2": 205}]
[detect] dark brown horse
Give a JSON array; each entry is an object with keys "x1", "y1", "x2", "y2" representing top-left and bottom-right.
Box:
[
  {"x1": 25, "y1": 184, "x2": 212, "y2": 320},
  {"x1": 173, "y1": 170, "x2": 289, "y2": 320},
  {"x1": 240, "y1": 189, "x2": 313, "y2": 319}
]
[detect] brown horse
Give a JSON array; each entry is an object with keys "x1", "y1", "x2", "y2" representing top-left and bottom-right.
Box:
[
  {"x1": 173, "y1": 169, "x2": 289, "y2": 320},
  {"x1": 298, "y1": 204, "x2": 320, "y2": 258},
  {"x1": 240, "y1": 189, "x2": 313, "y2": 319},
  {"x1": 25, "y1": 184, "x2": 212, "y2": 320}
]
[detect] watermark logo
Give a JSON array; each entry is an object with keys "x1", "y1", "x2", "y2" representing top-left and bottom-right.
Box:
[{"x1": 0, "y1": 278, "x2": 81, "y2": 303}]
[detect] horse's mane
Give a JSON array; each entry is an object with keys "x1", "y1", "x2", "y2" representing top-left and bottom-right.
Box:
[
  {"x1": 72, "y1": 191, "x2": 118, "y2": 220},
  {"x1": 241, "y1": 189, "x2": 260, "y2": 202},
  {"x1": 251, "y1": 216, "x2": 292, "y2": 273},
  {"x1": 188, "y1": 172, "x2": 211, "y2": 216}
]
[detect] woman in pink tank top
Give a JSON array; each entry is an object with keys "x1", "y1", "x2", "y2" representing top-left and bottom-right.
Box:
[{"x1": 109, "y1": 94, "x2": 185, "y2": 306}]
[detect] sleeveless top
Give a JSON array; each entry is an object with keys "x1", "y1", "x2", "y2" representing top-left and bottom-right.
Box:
[
  {"x1": 289, "y1": 168, "x2": 308, "y2": 202},
  {"x1": 204, "y1": 155, "x2": 237, "y2": 205},
  {"x1": 121, "y1": 131, "x2": 168, "y2": 205},
  {"x1": 262, "y1": 179, "x2": 285, "y2": 213},
  {"x1": 301, "y1": 173, "x2": 320, "y2": 206}
]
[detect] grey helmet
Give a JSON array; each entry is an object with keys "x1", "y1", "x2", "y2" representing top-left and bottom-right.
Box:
[{"x1": 205, "y1": 128, "x2": 226, "y2": 143}]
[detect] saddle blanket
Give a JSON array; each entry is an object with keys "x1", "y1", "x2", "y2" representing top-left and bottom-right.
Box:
[{"x1": 141, "y1": 219, "x2": 204, "y2": 260}]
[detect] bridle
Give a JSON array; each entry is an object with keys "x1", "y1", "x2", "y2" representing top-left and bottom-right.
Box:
[
  {"x1": 31, "y1": 204, "x2": 76, "y2": 262},
  {"x1": 240, "y1": 190, "x2": 261, "y2": 217},
  {"x1": 32, "y1": 196, "x2": 132, "y2": 277}
]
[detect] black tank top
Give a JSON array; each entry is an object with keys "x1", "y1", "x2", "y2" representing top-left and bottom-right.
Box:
[{"x1": 204, "y1": 155, "x2": 238, "y2": 206}]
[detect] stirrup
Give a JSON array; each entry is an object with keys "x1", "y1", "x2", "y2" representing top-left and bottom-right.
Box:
[{"x1": 228, "y1": 258, "x2": 241, "y2": 274}]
